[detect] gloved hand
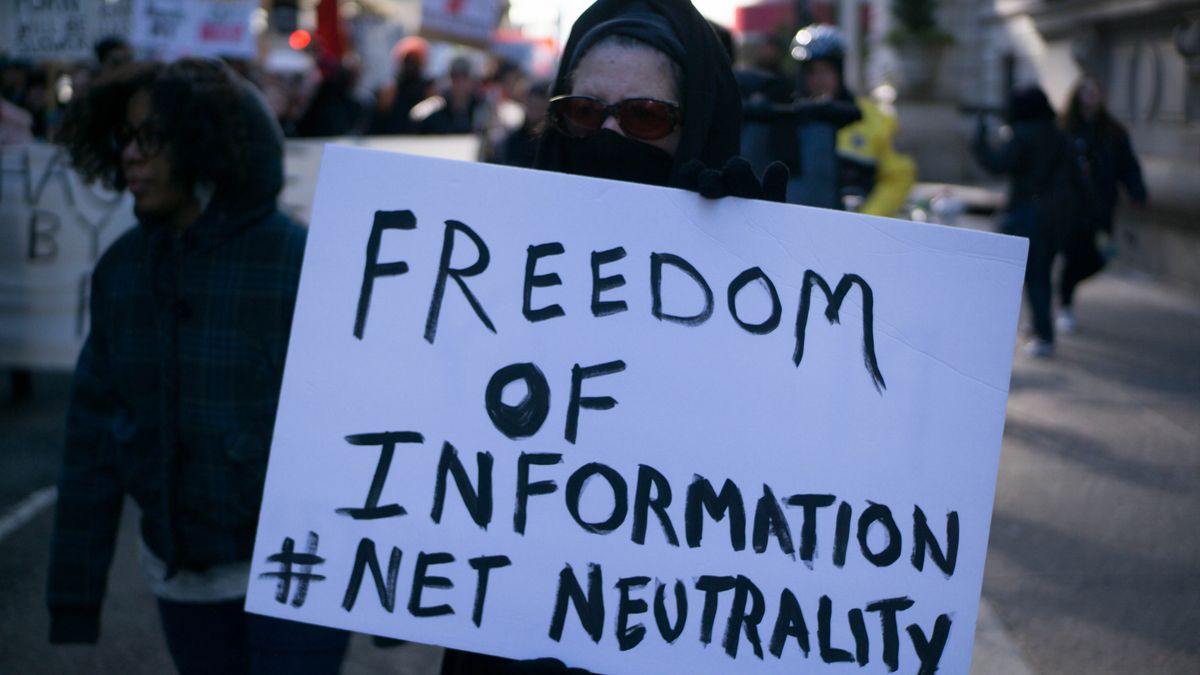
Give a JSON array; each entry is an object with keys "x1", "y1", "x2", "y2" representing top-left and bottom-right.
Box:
[
  {"x1": 517, "y1": 658, "x2": 594, "y2": 674},
  {"x1": 679, "y1": 157, "x2": 789, "y2": 203}
]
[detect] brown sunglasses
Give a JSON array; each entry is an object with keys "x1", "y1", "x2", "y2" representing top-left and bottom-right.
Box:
[{"x1": 549, "y1": 95, "x2": 681, "y2": 141}]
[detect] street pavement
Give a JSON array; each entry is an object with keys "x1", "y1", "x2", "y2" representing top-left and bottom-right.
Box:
[{"x1": 1, "y1": 258, "x2": 1197, "y2": 674}]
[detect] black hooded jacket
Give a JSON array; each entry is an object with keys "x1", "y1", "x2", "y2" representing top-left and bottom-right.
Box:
[
  {"x1": 48, "y1": 72, "x2": 306, "y2": 644},
  {"x1": 972, "y1": 86, "x2": 1087, "y2": 241},
  {"x1": 534, "y1": 0, "x2": 741, "y2": 186}
]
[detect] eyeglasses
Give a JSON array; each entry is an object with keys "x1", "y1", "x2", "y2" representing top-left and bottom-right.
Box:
[
  {"x1": 112, "y1": 121, "x2": 164, "y2": 156},
  {"x1": 549, "y1": 95, "x2": 681, "y2": 141}
]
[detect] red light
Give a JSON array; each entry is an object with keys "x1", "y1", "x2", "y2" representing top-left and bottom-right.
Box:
[{"x1": 288, "y1": 29, "x2": 311, "y2": 50}]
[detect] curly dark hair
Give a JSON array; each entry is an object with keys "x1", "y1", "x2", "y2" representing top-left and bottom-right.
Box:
[{"x1": 58, "y1": 58, "x2": 272, "y2": 199}]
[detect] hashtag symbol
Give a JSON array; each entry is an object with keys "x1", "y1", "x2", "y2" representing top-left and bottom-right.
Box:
[{"x1": 259, "y1": 531, "x2": 326, "y2": 607}]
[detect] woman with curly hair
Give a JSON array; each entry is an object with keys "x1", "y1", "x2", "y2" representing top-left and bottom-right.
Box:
[{"x1": 47, "y1": 58, "x2": 348, "y2": 674}]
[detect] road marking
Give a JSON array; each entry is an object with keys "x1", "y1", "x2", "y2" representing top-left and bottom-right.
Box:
[
  {"x1": 0, "y1": 486, "x2": 57, "y2": 544},
  {"x1": 972, "y1": 598, "x2": 1038, "y2": 675}
]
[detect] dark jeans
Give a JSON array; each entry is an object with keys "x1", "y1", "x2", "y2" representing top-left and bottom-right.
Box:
[
  {"x1": 157, "y1": 598, "x2": 349, "y2": 675},
  {"x1": 1003, "y1": 203, "x2": 1056, "y2": 344}
]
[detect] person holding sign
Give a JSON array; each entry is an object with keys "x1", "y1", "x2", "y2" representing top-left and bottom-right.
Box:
[
  {"x1": 441, "y1": 1, "x2": 775, "y2": 672},
  {"x1": 46, "y1": 59, "x2": 349, "y2": 674}
]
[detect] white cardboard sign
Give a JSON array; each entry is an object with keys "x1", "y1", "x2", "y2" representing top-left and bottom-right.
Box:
[
  {"x1": 247, "y1": 145, "x2": 1028, "y2": 674},
  {"x1": 2, "y1": 0, "x2": 132, "y2": 61},
  {"x1": 420, "y1": 0, "x2": 504, "y2": 46},
  {"x1": 0, "y1": 144, "x2": 130, "y2": 369},
  {"x1": 129, "y1": 0, "x2": 257, "y2": 61}
]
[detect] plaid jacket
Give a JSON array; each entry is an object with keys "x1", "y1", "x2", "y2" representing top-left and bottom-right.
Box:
[{"x1": 47, "y1": 203, "x2": 306, "y2": 642}]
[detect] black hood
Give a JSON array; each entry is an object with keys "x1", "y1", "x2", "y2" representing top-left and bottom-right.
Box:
[
  {"x1": 212, "y1": 77, "x2": 284, "y2": 217},
  {"x1": 534, "y1": 0, "x2": 741, "y2": 187},
  {"x1": 1006, "y1": 84, "x2": 1055, "y2": 124},
  {"x1": 166, "y1": 68, "x2": 285, "y2": 249}
]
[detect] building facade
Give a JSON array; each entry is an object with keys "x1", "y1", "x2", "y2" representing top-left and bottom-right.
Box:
[{"x1": 881, "y1": 0, "x2": 1200, "y2": 289}]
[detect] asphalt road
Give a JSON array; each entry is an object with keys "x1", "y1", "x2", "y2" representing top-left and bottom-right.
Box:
[{"x1": 1, "y1": 263, "x2": 1197, "y2": 674}]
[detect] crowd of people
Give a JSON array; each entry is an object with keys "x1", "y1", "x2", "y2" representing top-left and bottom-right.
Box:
[{"x1": 1, "y1": 0, "x2": 1147, "y2": 674}]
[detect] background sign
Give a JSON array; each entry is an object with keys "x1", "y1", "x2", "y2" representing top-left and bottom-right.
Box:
[
  {"x1": 420, "y1": 0, "x2": 504, "y2": 47},
  {"x1": 0, "y1": 143, "x2": 130, "y2": 369},
  {"x1": 2, "y1": 0, "x2": 132, "y2": 61},
  {"x1": 129, "y1": 0, "x2": 257, "y2": 61},
  {"x1": 247, "y1": 147, "x2": 1029, "y2": 673}
]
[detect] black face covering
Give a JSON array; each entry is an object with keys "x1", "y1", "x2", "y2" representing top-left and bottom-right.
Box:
[{"x1": 561, "y1": 129, "x2": 674, "y2": 186}]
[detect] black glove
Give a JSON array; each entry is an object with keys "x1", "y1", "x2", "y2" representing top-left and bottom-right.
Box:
[
  {"x1": 517, "y1": 658, "x2": 595, "y2": 674},
  {"x1": 679, "y1": 157, "x2": 789, "y2": 203}
]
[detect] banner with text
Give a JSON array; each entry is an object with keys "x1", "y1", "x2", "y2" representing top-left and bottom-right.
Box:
[
  {"x1": 420, "y1": 0, "x2": 504, "y2": 47},
  {"x1": 129, "y1": 0, "x2": 257, "y2": 61},
  {"x1": 3, "y1": 0, "x2": 132, "y2": 61},
  {"x1": 247, "y1": 146, "x2": 1029, "y2": 673},
  {"x1": 0, "y1": 143, "x2": 130, "y2": 369}
]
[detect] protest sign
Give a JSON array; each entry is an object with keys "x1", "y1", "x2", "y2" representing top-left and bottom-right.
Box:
[
  {"x1": 247, "y1": 146, "x2": 1029, "y2": 673},
  {"x1": 129, "y1": 0, "x2": 257, "y2": 61},
  {"x1": 0, "y1": 144, "x2": 130, "y2": 369},
  {"x1": 5, "y1": 0, "x2": 91, "y2": 60},
  {"x1": 2, "y1": 0, "x2": 133, "y2": 60},
  {"x1": 420, "y1": 0, "x2": 505, "y2": 47}
]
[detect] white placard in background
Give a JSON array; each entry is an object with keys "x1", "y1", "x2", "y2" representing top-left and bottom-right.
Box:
[
  {"x1": 0, "y1": 144, "x2": 130, "y2": 369},
  {"x1": 420, "y1": 0, "x2": 504, "y2": 47},
  {"x1": 129, "y1": 0, "x2": 257, "y2": 61},
  {"x1": 247, "y1": 146, "x2": 1028, "y2": 673},
  {"x1": 2, "y1": 0, "x2": 132, "y2": 61}
]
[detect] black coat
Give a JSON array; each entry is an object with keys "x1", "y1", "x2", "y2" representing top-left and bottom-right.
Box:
[
  {"x1": 972, "y1": 118, "x2": 1087, "y2": 244},
  {"x1": 1068, "y1": 119, "x2": 1147, "y2": 233}
]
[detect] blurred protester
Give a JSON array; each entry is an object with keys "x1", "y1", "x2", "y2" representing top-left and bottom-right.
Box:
[
  {"x1": 493, "y1": 80, "x2": 549, "y2": 168},
  {"x1": 260, "y1": 46, "x2": 318, "y2": 137},
  {"x1": 735, "y1": 32, "x2": 793, "y2": 111},
  {"x1": 481, "y1": 58, "x2": 529, "y2": 161},
  {"x1": 48, "y1": 58, "x2": 348, "y2": 673},
  {"x1": 972, "y1": 84, "x2": 1086, "y2": 357},
  {"x1": 791, "y1": 24, "x2": 915, "y2": 216},
  {"x1": 369, "y1": 36, "x2": 435, "y2": 135},
  {"x1": 737, "y1": 29, "x2": 860, "y2": 208},
  {"x1": 1058, "y1": 76, "x2": 1148, "y2": 333},
  {"x1": 411, "y1": 56, "x2": 484, "y2": 135},
  {"x1": 296, "y1": 56, "x2": 369, "y2": 137},
  {"x1": 93, "y1": 36, "x2": 132, "y2": 80}
]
